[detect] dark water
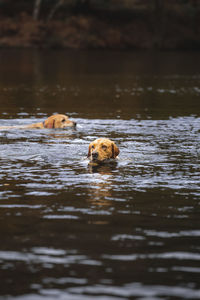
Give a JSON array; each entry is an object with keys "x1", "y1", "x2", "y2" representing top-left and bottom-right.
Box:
[{"x1": 0, "y1": 50, "x2": 200, "y2": 300}]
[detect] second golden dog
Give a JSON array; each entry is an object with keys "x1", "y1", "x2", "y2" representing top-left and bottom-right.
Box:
[{"x1": 0, "y1": 114, "x2": 76, "y2": 130}]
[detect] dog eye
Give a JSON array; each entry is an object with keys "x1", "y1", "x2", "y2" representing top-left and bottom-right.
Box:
[
  {"x1": 102, "y1": 145, "x2": 107, "y2": 150},
  {"x1": 91, "y1": 145, "x2": 95, "y2": 149},
  {"x1": 61, "y1": 119, "x2": 66, "y2": 123}
]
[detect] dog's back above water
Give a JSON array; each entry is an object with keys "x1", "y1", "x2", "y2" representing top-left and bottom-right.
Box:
[{"x1": 0, "y1": 114, "x2": 76, "y2": 130}]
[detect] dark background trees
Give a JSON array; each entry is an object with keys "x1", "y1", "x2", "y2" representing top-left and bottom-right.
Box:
[{"x1": 0, "y1": 0, "x2": 200, "y2": 49}]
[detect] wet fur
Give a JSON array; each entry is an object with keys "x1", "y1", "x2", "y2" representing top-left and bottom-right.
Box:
[{"x1": 88, "y1": 138, "x2": 119, "y2": 164}]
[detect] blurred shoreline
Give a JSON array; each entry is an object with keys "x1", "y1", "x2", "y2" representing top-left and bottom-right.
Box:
[{"x1": 0, "y1": 4, "x2": 200, "y2": 50}]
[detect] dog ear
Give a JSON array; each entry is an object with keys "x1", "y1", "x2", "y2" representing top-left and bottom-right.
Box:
[
  {"x1": 87, "y1": 144, "x2": 92, "y2": 158},
  {"x1": 111, "y1": 142, "x2": 119, "y2": 158},
  {"x1": 44, "y1": 118, "x2": 55, "y2": 129}
]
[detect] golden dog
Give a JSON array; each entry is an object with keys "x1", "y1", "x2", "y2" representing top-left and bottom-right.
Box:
[
  {"x1": 88, "y1": 138, "x2": 119, "y2": 164},
  {"x1": 0, "y1": 114, "x2": 76, "y2": 130}
]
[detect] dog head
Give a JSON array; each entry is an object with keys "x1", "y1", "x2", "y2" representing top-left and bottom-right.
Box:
[
  {"x1": 44, "y1": 114, "x2": 76, "y2": 129},
  {"x1": 88, "y1": 138, "x2": 119, "y2": 163}
]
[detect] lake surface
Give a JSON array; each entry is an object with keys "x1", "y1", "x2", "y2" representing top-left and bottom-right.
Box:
[{"x1": 0, "y1": 50, "x2": 200, "y2": 300}]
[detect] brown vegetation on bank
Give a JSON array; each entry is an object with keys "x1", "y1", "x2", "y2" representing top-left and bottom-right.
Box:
[{"x1": 0, "y1": 0, "x2": 200, "y2": 50}]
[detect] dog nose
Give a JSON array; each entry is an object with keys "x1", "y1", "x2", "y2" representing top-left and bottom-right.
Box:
[
  {"x1": 92, "y1": 152, "x2": 98, "y2": 159},
  {"x1": 73, "y1": 121, "x2": 76, "y2": 127}
]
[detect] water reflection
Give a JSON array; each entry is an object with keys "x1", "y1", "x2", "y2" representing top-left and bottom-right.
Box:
[
  {"x1": 87, "y1": 163, "x2": 118, "y2": 210},
  {"x1": 0, "y1": 50, "x2": 200, "y2": 120},
  {"x1": 88, "y1": 162, "x2": 118, "y2": 174},
  {"x1": 0, "y1": 50, "x2": 200, "y2": 299}
]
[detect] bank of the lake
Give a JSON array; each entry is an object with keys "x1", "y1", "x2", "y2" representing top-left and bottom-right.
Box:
[{"x1": 0, "y1": 11, "x2": 200, "y2": 50}]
